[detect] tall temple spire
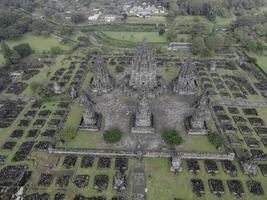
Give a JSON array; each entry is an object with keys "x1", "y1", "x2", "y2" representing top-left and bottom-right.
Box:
[
  {"x1": 171, "y1": 56, "x2": 198, "y2": 95},
  {"x1": 128, "y1": 38, "x2": 160, "y2": 95},
  {"x1": 91, "y1": 54, "x2": 114, "y2": 95},
  {"x1": 131, "y1": 38, "x2": 156, "y2": 73}
]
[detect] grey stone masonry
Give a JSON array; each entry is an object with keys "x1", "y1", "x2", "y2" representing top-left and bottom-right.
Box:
[
  {"x1": 171, "y1": 56, "x2": 198, "y2": 95},
  {"x1": 125, "y1": 38, "x2": 163, "y2": 97},
  {"x1": 91, "y1": 55, "x2": 114, "y2": 95},
  {"x1": 131, "y1": 92, "x2": 154, "y2": 134},
  {"x1": 79, "y1": 92, "x2": 101, "y2": 131},
  {"x1": 185, "y1": 92, "x2": 209, "y2": 135}
]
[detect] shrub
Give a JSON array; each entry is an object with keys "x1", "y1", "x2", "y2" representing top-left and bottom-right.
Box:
[
  {"x1": 162, "y1": 129, "x2": 182, "y2": 145},
  {"x1": 208, "y1": 132, "x2": 223, "y2": 148},
  {"x1": 115, "y1": 65, "x2": 124, "y2": 73},
  {"x1": 103, "y1": 128, "x2": 122, "y2": 143}
]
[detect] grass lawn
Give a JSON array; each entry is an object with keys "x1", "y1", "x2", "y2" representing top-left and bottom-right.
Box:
[
  {"x1": 174, "y1": 15, "x2": 208, "y2": 24},
  {"x1": 247, "y1": 51, "x2": 267, "y2": 73},
  {"x1": 177, "y1": 135, "x2": 220, "y2": 153},
  {"x1": 156, "y1": 67, "x2": 180, "y2": 82},
  {"x1": 214, "y1": 16, "x2": 235, "y2": 28},
  {"x1": 102, "y1": 31, "x2": 168, "y2": 43},
  {"x1": 126, "y1": 16, "x2": 166, "y2": 24},
  {"x1": 102, "y1": 31, "x2": 190, "y2": 44},
  {"x1": 145, "y1": 158, "x2": 267, "y2": 200},
  {"x1": 58, "y1": 131, "x2": 104, "y2": 149},
  {"x1": 6, "y1": 33, "x2": 73, "y2": 53},
  {"x1": 63, "y1": 100, "x2": 83, "y2": 130}
]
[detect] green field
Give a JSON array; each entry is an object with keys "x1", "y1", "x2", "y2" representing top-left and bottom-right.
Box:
[
  {"x1": 102, "y1": 31, "x2": 190, "y2": 44},
  {"x1": 0, "y1": 33, "x2": 73, "y2": 66},
  {"x1": 126, "y1": 16, "x2": 166, "y2": 24},
  {"x1": 156, "y1": 67, "x2": 180, "y2": 82},
  {"x1": 103, "y1": 31, "x2": 168, "y2": 43},
  {"x1": 6, "y1": 33, "x2": 73, "y2": 53},
  {"x1": 248, "y1": 51, "x2": 267, "y2": 73},
  {"x1": 145, "y1": 158, "x2": 267, "y2": 200}
]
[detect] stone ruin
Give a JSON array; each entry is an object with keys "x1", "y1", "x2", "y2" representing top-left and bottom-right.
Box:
[
  {"x1": 79, "y1": 92, "x2": 101, "y2": 131},
  {"x1": 53, "y1": 81, "x2": 63, "y2": 94},
  {"x1": 131, "y1": 93, "x2": 154, "y2": 135},
  {"x1": 91, "y1": 55, "x2": 114, "y2": 95},
  {"x1": 70, "y1": 86, "x2": 77, "y2": 100},
  {"x1": 124, "y1": 38, "x2": 163, "y2": 98},
  {"x1": 185, "y1": 92, "x2": 209, "y2": 135},
  {"x1": 170, "y1": 56, "x2": 198, "y2": 95},
  {"x1": 170, "y1": 156, "x2": 182, "y2": 172},
  {"x1": 241, "y1": 159, "x2": 257, "y2": 176}
]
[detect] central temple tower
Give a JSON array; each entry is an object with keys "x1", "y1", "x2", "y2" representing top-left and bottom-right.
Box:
[{"x1": 125, "y1": 38, "x2": 163, "y2": 97}]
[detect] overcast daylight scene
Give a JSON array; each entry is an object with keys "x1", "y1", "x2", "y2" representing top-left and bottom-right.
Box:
[{"x1": 0, "y1": 0, "x2": 267, "y2": 199}]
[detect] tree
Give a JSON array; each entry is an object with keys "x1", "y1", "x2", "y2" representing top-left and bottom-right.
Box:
[
  {"x1": 162, "y1": 129, "x2": 182, "y2": 145},
  {"x1": 122, "y1": 13, "x2": 128, "y2": 20},
  {"x1": 166, "y1": 28, "x2": 177, "y2": 42},
  {"x1": 208, "y1": 132, "x2": 223, "y2": 148},
  {"x1": 115, "y1": 66, "x2": 124, "y2": 73},
  {"x1": 167, "y1": 0, "x2": 180, "y2": 18},
  {"x1": 158, "y1": 28, "x2": 166, "y2": 36},
  {"x1": 1, "y1": 42, "x2": 20, "y2": 65},
  {"x1": 103, "y1": 128, "x2": 122, "y2": 143},
  {"x1": 50, "y1": 46, "x2": 63, "y2": 56},
  {"x1": 77, "y1": 36, "x2": 89, "y2": 46},
  {"x1": 71, "y1": 13, "x2": 86, "y2": 24},
  {"x1": 31, "y1": 19, "x2": 49, "y2": 35},
  {"x1": 192, "y1": 36, "x2": 207, "y2": 55},
  {"x1": 205, "y1": 34, "x2": 225, "y2": 51},
  {"x1": 13, "y1": 43, "x2": 33, "y2": 58}
]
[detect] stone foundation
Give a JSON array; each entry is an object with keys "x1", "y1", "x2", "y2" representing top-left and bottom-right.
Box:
[
  {"x1": 184, "y1": 116, "x2": 208, "y2": 135},
  {"x1": 79, "y1": 114, "x2": 102, "y2": 131}
]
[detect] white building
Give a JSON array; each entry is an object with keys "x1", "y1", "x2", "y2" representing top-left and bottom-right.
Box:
[
  {"x1": 88, "y1": 12, "x2": 102, "y2": 21},
  {"x1": 104, "y1": 15, "x2": 116, "y2": 23}
]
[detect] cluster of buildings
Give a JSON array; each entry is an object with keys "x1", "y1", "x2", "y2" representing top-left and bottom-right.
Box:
[
  {"x1": 79, "y1": 39, "x2": 209, "y2": 150},
  {"x1": 124, "y1": 2, "x2": 166, "y2": 18}
]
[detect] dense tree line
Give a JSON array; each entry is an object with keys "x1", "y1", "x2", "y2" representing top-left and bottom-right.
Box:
[
  {"x1": 0, "y1": 10, "x2": 32, "y2": 41},
  {"x1": 1, "y1": 42, "x2": 33, "y2": 65},
  {"x1": 0, "y1": 0, "x2": 39, "y2": 12},
  {"x1": 166, "y1": 0, "x2": 266, "y2": 21},
  {"x1": 232, "y1": 13, "x2": 267, "y2": 53}
]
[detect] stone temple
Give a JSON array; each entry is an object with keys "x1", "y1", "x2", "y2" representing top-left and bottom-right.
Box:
[
  {"x1": 185, "y1": 92, "x2": 208, "y2": 135},
  {"x1": 91, "y1": 55, "x2": 114, "y2": 95},
  {"x1": 131, "y1": 92, "x2": 154, "y2": 134},
  {"x1": 125, "y1": 38, "x2": 163, "y2": 97},
  {"x1": 171, "y1": 56, "x2": 198, "y2": 95},
  {"x1": 79, "y1": 92, "x2": 101, "y2": 131}
]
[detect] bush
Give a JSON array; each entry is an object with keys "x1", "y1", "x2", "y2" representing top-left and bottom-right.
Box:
[
  {"x1": 208, "y1": 132, "x2": 223, "y2": 148},
  {"x1": 13, "y1": 43, "x2": 33, "y2": 58},
  {"x1": 162, "y1": 129, "x2": 182, "y2": 145},
  {"x1": 115, "y1": 65, "x2": 125, "y2": 73},
  {"x1": 103, "y1": 128, "x2": 122, "y2": 143}
]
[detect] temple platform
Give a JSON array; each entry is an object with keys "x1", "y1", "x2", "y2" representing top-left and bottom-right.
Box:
[{"x1": 184, "y1": 116, "x2": 208, "y2": 135}]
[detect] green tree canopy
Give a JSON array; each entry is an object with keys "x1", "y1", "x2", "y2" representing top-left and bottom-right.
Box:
[
  {"x1": 208, "y1": 132, "x2": 223, "y2": 148},
  {"x1": 103, "y1": 128, "x2": 123, "y2": 143},
  {"x1": 162, "y1": 129, "x2": 182, "y2": 145},
  {"x1": 13, "y1": 43, "x2": 33, "y2": 58}
]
